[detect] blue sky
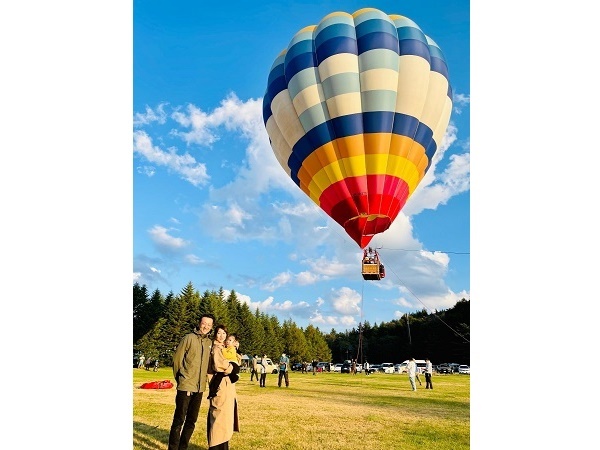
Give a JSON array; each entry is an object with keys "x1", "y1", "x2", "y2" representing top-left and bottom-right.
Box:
[{"x1": 133, "y1": 0, "x2": 470, "y2": 332}]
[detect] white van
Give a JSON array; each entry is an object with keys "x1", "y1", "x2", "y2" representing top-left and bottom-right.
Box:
[
  {"x1": 256, "y1": 357, "x2": 279, "y2": 374},
  {"x1": 395, "y1": 359, "x2": 427, "y2": 374}
]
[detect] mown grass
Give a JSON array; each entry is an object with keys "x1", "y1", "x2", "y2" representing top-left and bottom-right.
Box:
[{"x1": 133, "y1": 368, "x2": 470, "y2": 450}]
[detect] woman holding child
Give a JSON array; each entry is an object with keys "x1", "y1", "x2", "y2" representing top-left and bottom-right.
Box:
[{"x1": 206, "y1": 324, "x2": 240, "y2": 450}]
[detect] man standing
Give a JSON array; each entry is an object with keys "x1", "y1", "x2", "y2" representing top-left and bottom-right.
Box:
[
  {"x1": 168, "y1": 313, "x2": 215, "y2": 450},
  {"x1": 407, "y1": 358, "x2": 417, "y2": 391},
  {"x1": 278, "y1": 352, "x2": 290, "y2": 387},
  {"x1": 250, "y1": 354, "x2": 259, "y2": 382},
  {"x1": 312, "y1": 358, "x2": 318, "y2": 375},
  {"x1": 364, "y1": 360, "x2": 370, "y2": 375},
  {"x1": 424, "y1": 358, "x2": 433, "y2": 389}
]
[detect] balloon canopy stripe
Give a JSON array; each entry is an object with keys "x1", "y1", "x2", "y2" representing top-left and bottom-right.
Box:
[{"x1": 263, "y1": 8, "x2": 452, "y2": 247}]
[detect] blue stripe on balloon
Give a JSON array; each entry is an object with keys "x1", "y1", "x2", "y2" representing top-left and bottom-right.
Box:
[
  {"x1": 362, "y1": 111, "x2": 395, "y2": 133},
  {"x1": 430, "y1": 56, "x2": 449, "y2": 79},
  {"x1": 396, "y1": 26, "x2": 427, "y2": 43},
  {"x1": 414, "y1": 123, "x2": 434, "y2": 150},
  {"x1": 286, "y1": 38, "x2": 314, "y2": 62},
  {"x1": 392, "y1": 113, "x2": 419, "y2": 137},
  {"x1": 315, "y1": 35, "x2": 358, "y2": 62},
  {"x1": 267, "y1": 62, "x2": 285, "y2": 88},
  {"x1": 355, "y1": 18, "x2": 397, "y2": 39},
  {"x1": 284, "y1": 52, "x2": 317, "y2": 83},
  {"x1": 315, "y1": 23, "x2": 356, "y2": 49},
  {"x1": 398, "y1": 39, "x2": 430, "y2": 61},
  {"x1": 357, "y1": 32, "x2": 398, "y2": 54},
  {"x1": 425, "y1": 139, "x2": 437, "y2": 171}
]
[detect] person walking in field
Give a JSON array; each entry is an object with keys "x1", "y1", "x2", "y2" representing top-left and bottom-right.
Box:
[
  {"x1": 407, "y1": 358, "x2": 418, "y2": 391},
  {"x1": 425, "y1": 358, "x2": 433, "y2": 389},
  {"x1": 278, "y1": 352, "x2": 290, "y2": 387}
]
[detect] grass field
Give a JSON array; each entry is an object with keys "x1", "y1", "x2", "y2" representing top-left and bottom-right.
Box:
[{"x1": 133, "y1": 368, "x2": 470, "y2": 450}]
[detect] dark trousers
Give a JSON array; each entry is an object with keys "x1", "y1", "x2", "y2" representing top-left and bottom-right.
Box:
[
  {"x1": 278, "y1": 370, "x2": 289, "y2": 387},
  {"x1": 209, "y1": 442, "x2": 229, "y2": 450},
  {"x1": 168, "y1": 390, "x2": 203, "y2": 450},
  {"x1": 425, "y1": 373, "x2": 433, "y2": 389},
  {"x1": 250, "y1": 368, "x2": 258, "y2": 381},
  {"x1": 260, "y1": 373, "x2": 266, "y2": 387}
]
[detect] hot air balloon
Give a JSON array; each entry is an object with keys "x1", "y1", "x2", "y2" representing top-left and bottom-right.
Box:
[{"x1": 263, "y1": 7, "x2": 452, "y2": 250}]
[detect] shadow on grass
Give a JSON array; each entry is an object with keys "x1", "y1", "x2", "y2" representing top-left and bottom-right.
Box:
[{"x1": 133, "y1": 421, "x2": 205, "y2": 450}]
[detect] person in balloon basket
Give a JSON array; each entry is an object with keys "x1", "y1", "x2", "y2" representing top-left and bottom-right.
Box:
[
  {"x1": 207, "y1": 333, "x2": 241, "y2": 399},
  {"x1": 278, "y1": 352, "x2": 290, "y2": 387},
  {"x1": 207, "y1": 324, "x2": 240, "y2": 450},
  {"x1": 168, "y1": 313, "x2": 215, "y2": 450}
]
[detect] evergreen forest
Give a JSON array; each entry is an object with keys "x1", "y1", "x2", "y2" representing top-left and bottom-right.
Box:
[{"x1": 133, "y1": 281, "x2": 470, "y2": 366}]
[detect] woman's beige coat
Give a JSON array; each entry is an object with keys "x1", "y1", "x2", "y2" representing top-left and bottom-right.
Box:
[{"x1": 207, "y1": 341, "x2": 240, "y2": 447}]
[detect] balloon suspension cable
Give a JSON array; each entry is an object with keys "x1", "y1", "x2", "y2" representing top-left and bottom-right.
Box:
[
  {"x1": 355, "y1": 279, "x2": 365, "y2": 365},
  {"x1": 381, "y1": 251, "x2": 470, "y2": 344}
]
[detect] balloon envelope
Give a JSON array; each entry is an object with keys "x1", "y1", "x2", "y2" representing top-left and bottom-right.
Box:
[{"x1": 263, "y1": 8, "x2": 452, "y2": 248}]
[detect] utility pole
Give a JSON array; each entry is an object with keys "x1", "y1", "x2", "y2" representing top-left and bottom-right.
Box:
[{"x1": 406, "y1": 313, "x2": 412, "y2": 345}]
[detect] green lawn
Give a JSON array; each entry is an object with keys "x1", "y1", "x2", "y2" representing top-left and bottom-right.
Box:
[{"x1": 133, "y1": 368, "x2": 470, "y2": 450}]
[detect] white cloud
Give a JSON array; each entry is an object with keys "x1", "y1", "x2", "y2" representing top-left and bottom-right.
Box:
[
  {"x1": 148, "y1": 225, "x2": 189, "y2": 251},
  {"x1": 331, "y1": 287, "x2": 362, "y2": 315},
  {"x1": 133, "y1": 130, "x2": 210, "y2": 186},
  {"x1": 136, "y1": 165, "x2": 156, "y2": 177},
  {"x1": 134, "y1": 103, "x2": 169, "y2": 127},
  {"x1": 184, "y1": 254, "x2": 203, "y2": 264},
  {"x1": 261, "y1": 272, "x2": 293, "y2": 291},
  {"x1": 452, "y1": 92, "x2": 470, "y2": 115}
]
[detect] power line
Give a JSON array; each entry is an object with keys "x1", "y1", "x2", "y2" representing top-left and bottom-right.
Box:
[{"x1": 381, "y1": 253, "x2": 470, "y2": 344}]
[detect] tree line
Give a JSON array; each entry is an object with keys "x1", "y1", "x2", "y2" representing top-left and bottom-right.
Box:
[{"x1": 134, "y1": 281, "x2": 470, "y2": 367}]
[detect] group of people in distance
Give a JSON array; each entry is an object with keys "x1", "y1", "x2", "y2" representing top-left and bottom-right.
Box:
[
  {"x1": 248, "y1": 352, "x2": 290, "y2": 387},
  {"x1": 407, "y1": 357, "x2": 434, "y2": 391}
]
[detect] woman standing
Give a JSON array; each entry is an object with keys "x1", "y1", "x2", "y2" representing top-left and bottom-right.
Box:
[
  {"x1": 259, "y1": 354, "x2": 268, "y2": 387},
  {"x1": 206, "y1": 324, "x2": 239, "y2": 450}
]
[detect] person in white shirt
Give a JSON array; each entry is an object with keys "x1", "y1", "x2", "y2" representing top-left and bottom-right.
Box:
[
  {"x1": 424, "y1": 358, "x2": 433, "y2": 389},
  {"x1": 407, "y1": 358, "x2": 418, "y2": 391}
]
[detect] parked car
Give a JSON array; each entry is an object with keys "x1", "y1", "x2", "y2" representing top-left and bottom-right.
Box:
[
  {"x1": 449, "y1": 363, "x2": 461, "y2": 373},
  {"x1": 341, "y1": 362, "x2": 352, "y2": 373},
  {"x1": 317, "y1": 362, "x2": 333, "y2": 372},
  {"x1": 369, "y1": 364, "x2": 382, "y2": 373},
  {"x1": 437, "y1": 363, "x2": 452, "y2": 374},
  {"x1": 291, "y1": 362, "x2": 303, "y2": 371},
  {"x1": 333, "y1": 363, "x2": 343, "y2": 373},
  {"x1": 458, "y1": 364, "x2": 470, "y2": 374},
  {"x1": 257, "y1": 357, "x2": 279, "y2": 374},
  {"x1": 380, "y1": 363, "x2": 395, "y2": 374}
]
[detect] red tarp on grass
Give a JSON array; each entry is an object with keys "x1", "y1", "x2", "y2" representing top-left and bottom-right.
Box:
[{"x1": 140, "y1": 380, "x2": 174, "y2": 389}]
